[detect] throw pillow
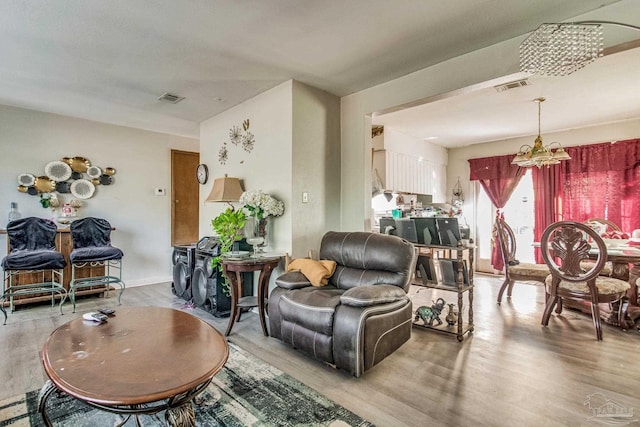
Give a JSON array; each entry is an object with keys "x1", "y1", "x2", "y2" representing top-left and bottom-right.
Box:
[{"x1": 286, "y1": 258, "x2": 337, "y2": 287}]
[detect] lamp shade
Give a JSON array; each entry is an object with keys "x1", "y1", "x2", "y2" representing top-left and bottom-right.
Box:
[
  {"x1": 206, "y1": 175, "x2": 244, "y2": 203},
  {"x1": 553, "y1": 148, "x2": 571, "y2": 161}
]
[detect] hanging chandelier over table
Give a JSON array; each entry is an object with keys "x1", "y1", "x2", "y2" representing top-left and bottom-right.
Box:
[{"x1": 512, "y1": 98, "x2": 571, "y2": 168}]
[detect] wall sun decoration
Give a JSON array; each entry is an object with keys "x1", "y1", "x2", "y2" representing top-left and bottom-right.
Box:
[{"x1": 218, "y1": 118, "x2": 255, "y2": 165}]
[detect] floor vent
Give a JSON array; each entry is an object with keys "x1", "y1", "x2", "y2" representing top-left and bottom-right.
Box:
[
  {"x1": 157, "y1": 92, "x2": 185, "y2": 104},
  {"x1": 494, "y1": 79, "x2": 530, "y2": 92}
]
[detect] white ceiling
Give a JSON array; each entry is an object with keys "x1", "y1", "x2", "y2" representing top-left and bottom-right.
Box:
[
  {"x1": 373, "y1": 46, "x2": 640, "y2": 148},
  {"x1": 0, "y1": 0, "x2": 636, "y2": 140}
]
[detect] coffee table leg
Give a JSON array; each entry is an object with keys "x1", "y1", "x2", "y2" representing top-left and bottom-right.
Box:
[
  {"x1": 38, "y1": 380, "x2": 57, "y2": 427},
  {"x1": 165, "y1": 402, "x2": 195, "y2": 426}
]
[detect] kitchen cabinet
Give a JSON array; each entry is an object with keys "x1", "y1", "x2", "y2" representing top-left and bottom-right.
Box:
[{"x1": 373, "y1": 149, "x2": 445, "y2": 201}]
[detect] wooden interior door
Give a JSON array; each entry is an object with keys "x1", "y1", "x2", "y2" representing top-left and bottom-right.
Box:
[{"x1": 171, "y1": 150, "x2": 199, "y2": 246}]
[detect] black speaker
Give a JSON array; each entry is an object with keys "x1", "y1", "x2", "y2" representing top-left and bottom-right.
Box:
[
  {"x1": 171, "y1": 244, "x2": 196, "y2": 300},
  {"x1": 192, "y1": 237, "x2": 254, "y2": 317}
]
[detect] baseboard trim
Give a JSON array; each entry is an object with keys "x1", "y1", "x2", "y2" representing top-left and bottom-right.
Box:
[{"x1": 125, "y1": 277, "x2": 172, "y2": 288}]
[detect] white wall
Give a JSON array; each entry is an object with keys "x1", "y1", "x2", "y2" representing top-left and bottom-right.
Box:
[
  {"x1": 199, "y1": 80, "x2": 341, "y2": 258},
  {"x1": 339, "y1": 0, "x2": 640, "y2": 232},
  {"x1": 199, "y1": 82, "x2": 294, "y2": 252},
  {"x1": 291, "y1": 81, "x2": 341, "y2": 256},
  {"x1": 0, "y1": 104, "x2": 199, "y2": 286}
]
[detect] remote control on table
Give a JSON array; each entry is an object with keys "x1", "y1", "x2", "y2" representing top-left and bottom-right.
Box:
[{"x1": 83, "y1": 312, "x2": 108, "y2": 323}]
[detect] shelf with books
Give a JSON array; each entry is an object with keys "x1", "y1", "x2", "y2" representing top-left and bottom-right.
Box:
[{"x1": 412, "y1": 240, "x2": 474, "y2": 341}]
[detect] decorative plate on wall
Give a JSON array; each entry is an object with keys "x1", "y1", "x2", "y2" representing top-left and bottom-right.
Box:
[
  {"x1": 17, "y1": 173, "x2": 36, "y2": 187},
  {"x1": 56, "y1": 181, "x2": 71, "y2": 193},
  {"x1": 45, "y1": 161, "x2": 72, "y2": 182},
  {"x1": 67, "y1": 156, "x2": 91, "y2": 173},
  {"x1": 99, "y1": 174, "x2": 113, "y2": 185},
  {"x1": 70, "y1": 179, "x2": 95, "y2": 199},
  {"x1": 34, "y1": 176, "x2": 56, "y2": 193},
  {"x1": 87, "y1": 165, "x2": 102, "y2": 179}
]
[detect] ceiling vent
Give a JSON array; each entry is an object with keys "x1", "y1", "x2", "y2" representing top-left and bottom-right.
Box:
[
  {"x1": 157, "y1": 92, "x2": 185, "y2": 104},
  {"x1": 494, "y1": 79, "x2": 531, "y2": 92}
]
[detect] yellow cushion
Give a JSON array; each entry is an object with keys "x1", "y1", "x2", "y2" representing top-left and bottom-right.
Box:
[{"x1": 286, "y1": 259, "x2": 337, "y2": 287}]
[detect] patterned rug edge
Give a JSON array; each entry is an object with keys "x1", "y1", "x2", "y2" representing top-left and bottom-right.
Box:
[{"x1": 0, "y1": 342, "x2": 374, "y2": 427}]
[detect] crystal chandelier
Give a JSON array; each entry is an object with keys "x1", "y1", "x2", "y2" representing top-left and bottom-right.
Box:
[
  {"x1": 512, "y1": 98, "x2": 571, "y2": 168},
  {"x1": 520, "y1": 21, "x2": 640, "y2": 77}
]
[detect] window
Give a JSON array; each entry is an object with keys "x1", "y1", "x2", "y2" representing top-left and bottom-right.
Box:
[{"x1": 475, "y1": 169, "x2": 535, "y2": 271}]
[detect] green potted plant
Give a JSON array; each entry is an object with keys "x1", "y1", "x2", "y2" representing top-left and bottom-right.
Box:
[{"x1": 210, "y1": 207, "x2": 247, "y2": 296}]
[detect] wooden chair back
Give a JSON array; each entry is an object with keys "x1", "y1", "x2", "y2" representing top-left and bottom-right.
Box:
[
  {"x1": 584, "y1": 218, "x2": 621, "y2": 233},
  {"x1": 495, "y1": 217, "x2": 518, "y2": 267},
  {"x1": 495, "y1": 216, "x2": 551, "y2": 303},
  {"x1": 541, "y1": 221, "x2": 607, "y2": 289}
]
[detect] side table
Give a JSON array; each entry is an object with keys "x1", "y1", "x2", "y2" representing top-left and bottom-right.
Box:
[{"x1": 222, "y1": 255, "x2": 281, "y2": 336}]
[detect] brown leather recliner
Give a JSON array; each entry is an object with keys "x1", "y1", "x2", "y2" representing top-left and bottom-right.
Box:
[{"x1": 268, "y1": 231, "x2": 417, "y2": 377}]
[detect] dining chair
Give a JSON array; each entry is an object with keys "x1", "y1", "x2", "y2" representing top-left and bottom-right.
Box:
[
  {"x1": 540, "y1": 221, "x2": 630, "y2": 340},
  {"x1": 495, "y1": 217, "x2": 549, "y2": 303},
  {"x1": 584, "y1": 218, "x2": 621, "y2": 233},
  {"x1": 581, "y1": 218, "x2": 623, "y2": 277},
  {"x1": 68, "y1": 217, "x2": 125, "y2": 312}
]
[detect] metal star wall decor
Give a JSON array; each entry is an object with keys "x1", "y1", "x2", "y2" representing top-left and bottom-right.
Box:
[{"x1": 218, "y1": 118, "x2": 254, "y2": 165}]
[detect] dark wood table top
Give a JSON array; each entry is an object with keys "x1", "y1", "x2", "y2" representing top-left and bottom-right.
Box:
[
  {"x1": 221, "y1": 255, "x2": 281, "y2": 268},
  {"x1": 41, "y1": 306, "x2": 228, "y2": 406}
]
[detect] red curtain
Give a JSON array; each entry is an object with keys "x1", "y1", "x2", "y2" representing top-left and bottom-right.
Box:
[
  {"x1": 468, "y1": 154, "x2": 525, "y2": 271},
  {"x1": 559, "y1": 139, "x2": 640, "y2": 233},
  {"x1": 532, "y1": 165, "x2": 562, "y2": 263}
]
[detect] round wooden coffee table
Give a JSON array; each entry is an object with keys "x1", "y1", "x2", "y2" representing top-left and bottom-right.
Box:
[{"x1": 39, "y1": 306, "x2": 228, "y2": 426}]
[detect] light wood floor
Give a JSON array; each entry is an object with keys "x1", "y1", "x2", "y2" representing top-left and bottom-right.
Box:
[{"x1": 1, "y1": 276, "x2": 639, "y2": 427}]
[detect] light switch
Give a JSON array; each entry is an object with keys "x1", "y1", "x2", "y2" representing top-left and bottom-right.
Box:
[
  {"x1": 155, "y1": 188, "x2": 166, "y2": 196},
  {"x1": 302, "y1": 192, "x2": 309, "y2": 203}
]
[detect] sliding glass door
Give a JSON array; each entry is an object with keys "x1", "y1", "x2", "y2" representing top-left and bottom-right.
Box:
[{"x1": 474, "y1": 169, "x2": 535, "y2": 273}]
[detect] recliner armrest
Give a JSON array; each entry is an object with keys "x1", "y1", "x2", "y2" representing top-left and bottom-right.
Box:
[
  {"x1": 340, "y1": 284, "x2": 407, "y2": 307},
  {"x1": 275, "y1": 271, "x2": 313, "y2": 290}
]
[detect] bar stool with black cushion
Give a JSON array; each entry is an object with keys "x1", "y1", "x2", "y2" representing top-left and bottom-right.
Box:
[
  {"x1": 68, "y1": 217, "x2": 124, "y2": 312},
  {"x1": 1, "y1": 217, "x2": 67, "y2": 325},
  {"x1": 495, "y1": 217, "x2": 550, "y2": 303},
  {"x1": 540, "y1": 221, "x2": 630, "y2": 341}
]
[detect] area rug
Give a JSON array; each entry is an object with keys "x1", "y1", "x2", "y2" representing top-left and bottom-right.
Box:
[{"x1": 0, "y1": 343, "x2": 373, "y2": 427}]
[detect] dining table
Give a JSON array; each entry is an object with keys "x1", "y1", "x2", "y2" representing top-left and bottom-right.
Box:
[{"x1": 594, "y1": 244, "x2": 640, "y2": 329}]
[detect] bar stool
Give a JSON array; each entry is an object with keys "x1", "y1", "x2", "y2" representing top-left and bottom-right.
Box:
[
  {"x1": 1, "y1": 217, "x2": 67, "y2": 325},
  {"x1": 68, "y1": 217, "x2": 124, "y2": 312}
]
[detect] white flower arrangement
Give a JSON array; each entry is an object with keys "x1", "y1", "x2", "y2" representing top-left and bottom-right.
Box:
[{"x1": 240, "y1": 190, "x2": 285, "y2": 219}]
